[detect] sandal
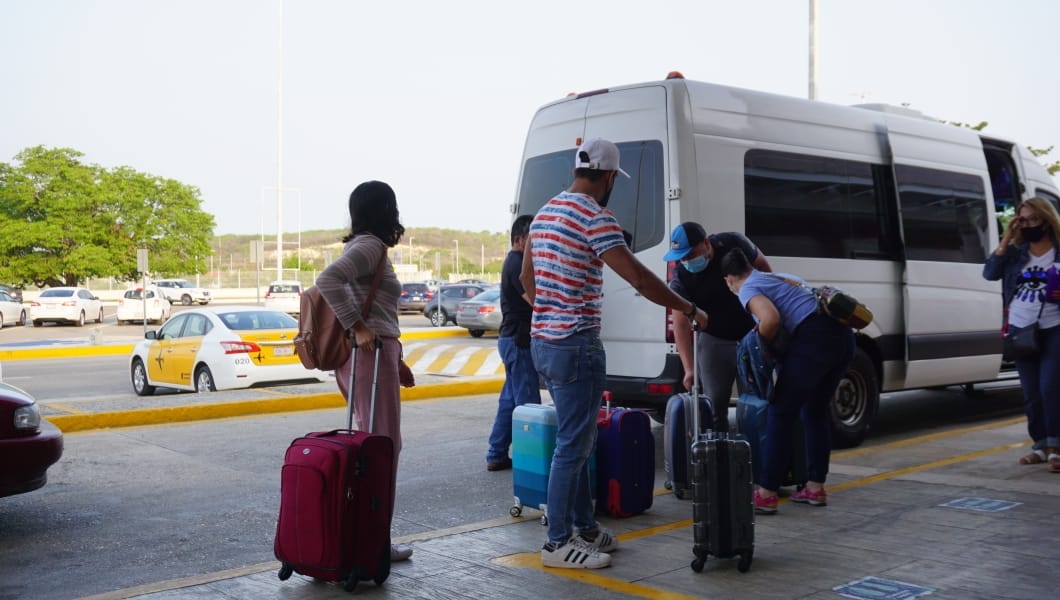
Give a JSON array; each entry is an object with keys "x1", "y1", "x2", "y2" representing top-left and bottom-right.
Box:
[
  {"x1": 1049, "y1": 454, "x2": 1060, "y2": 473},
  {"x1": 1019, "y1": 449, "x2": 1046, "y2": 465}
]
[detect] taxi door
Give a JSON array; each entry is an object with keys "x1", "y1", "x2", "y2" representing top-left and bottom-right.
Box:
[
  {"x1": 168, "y1": 313, "x2": 211, "y2": 385},
  {"x1": 147, "y1": 314, "x2": 188, "y2": 385}
]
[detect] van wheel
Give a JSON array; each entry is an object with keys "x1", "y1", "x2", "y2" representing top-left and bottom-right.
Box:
[{"x1": 829, "y1": 347, "x2": 878, "y2": 449}]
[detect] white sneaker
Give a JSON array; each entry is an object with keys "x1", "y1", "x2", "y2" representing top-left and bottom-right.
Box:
[
  {"x1": 390, "y1": 543, "x2": 413, "y2": 562},
  {"x1": 541, "y1": 537, "x2": 611, "y2": 569},
  {"x1": 577, "y1": 527, "x2": 618, "y2": 553}
]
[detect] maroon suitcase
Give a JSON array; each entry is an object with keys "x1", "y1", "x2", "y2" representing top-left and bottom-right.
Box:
[{"x1": 275, "y1": 344, "x2": 394, "y2": 592}]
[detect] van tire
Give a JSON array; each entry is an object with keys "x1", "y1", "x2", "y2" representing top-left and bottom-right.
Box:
[{"x1": 829, "y1": 347, "x2": 878, "y2": 449}]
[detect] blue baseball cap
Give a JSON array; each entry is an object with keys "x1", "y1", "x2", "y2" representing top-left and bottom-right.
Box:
[{"x1": 663, "y1": 222, "x2": 707, "y2": 262}]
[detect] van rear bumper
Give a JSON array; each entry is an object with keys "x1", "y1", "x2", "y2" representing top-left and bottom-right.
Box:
[{"x1": 605, "y1": 353, "x2": 685, "y2": 412}]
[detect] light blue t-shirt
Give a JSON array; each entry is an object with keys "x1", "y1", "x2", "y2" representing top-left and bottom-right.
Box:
[{"x1": 736, "y1": 271, "x2": 819, "y2": 334}]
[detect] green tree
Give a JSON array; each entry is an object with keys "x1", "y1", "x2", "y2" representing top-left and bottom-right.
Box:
[{"x1": 0, "y1": 146, "x2": 215, "y2": 288}]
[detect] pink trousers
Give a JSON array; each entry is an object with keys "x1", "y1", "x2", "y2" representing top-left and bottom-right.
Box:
[{"x1": 335, "y1": 338, "x2": 403, "y2": 490}]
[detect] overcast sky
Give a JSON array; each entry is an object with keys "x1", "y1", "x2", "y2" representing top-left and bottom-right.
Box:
[{"x1": 2, "y1": 0, "x2": 1057, "y2": 236}]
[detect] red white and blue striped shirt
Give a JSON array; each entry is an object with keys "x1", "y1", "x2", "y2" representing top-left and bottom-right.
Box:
[{"x1": 527, "y1": 191, "x2": 626, "y2": 340}]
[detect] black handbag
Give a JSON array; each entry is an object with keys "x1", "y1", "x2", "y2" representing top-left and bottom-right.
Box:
[{"x1": 1004, "y1": 302, "x2": 1045, "y2": 361}]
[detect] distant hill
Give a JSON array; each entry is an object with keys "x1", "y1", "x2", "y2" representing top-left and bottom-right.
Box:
[{"x1": 213, "y1": 227, "x2": 510, "y2": 278}]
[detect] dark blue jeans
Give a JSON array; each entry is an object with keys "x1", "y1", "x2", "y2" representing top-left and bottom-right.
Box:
[
  {"x1": 761, "y1": 313, "x2": 855, "y2": 491},
  {"x1": 1015, "y1": 324, "x2": 1060, "y2": 451},
  {"x1": 486, "y1": 336, "x2": 541, "y2": 463},
  {"x1": 531, "y1": 330, "x2": 605, "y2": 545}
]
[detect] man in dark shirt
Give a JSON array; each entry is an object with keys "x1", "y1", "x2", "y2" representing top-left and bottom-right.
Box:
[
  {"x1": 485, "y1": 214, "x2": 541, "y2": 471},
  {"x1": 665, "y1": 222, "x2": 772, "y2": 431}
]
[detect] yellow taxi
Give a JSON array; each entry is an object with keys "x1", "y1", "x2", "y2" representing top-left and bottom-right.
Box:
[{"x1": 129, "y1": 306, "x2": 327, "y2": 395}]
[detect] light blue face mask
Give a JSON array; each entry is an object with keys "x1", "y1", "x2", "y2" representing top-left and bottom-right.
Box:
[{"x1": 681, "y1": 255, "x2": 709, "y2": 273}]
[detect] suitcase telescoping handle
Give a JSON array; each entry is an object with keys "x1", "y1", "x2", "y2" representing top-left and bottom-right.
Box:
[
  {"x1": 690, "y1": 321, "x2": 703, "y2": 444},
  {"x1": 345, "y1": 339, "x2": 383, "y2": 433}
]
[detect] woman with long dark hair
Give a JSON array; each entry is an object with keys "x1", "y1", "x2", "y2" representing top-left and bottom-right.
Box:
[{"x1": 317, "y1": 180, "x2": 415, "y2": 561}]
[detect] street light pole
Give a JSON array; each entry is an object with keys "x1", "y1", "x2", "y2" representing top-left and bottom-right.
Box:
[
  {"x1": 409, "y1": 237, "x2": 414, "y2": 267},
  {"x1": 453, "y1": 240, "x2": 459, "y2": 275}
]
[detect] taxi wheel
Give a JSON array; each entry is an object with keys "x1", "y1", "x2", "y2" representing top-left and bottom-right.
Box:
[
  {"x1": 76, "y1": 311, "x2": 86, "y2": 327},
  {"x1": 131, "y1": 359, "x2": 156, "y2": 396},
  {"x1": 0, "y1": 312, "x2": 5, "y2": 328},
  {"x1": 96, "y1": 309, "x2": 104, "y2": 324},
  {"x1": 194, "y1": 366, "x2": 217, "y2": 393},
  {"x1": 18, "y1": 309, "x2": 26, "y2": 326}
]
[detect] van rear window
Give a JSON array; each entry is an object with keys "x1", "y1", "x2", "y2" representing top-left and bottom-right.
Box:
[{"x1": 516, "y1": 140, "x2": 666, "y2": 252}]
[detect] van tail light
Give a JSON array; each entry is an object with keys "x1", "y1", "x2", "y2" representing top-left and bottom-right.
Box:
[{"x1": 220, "y1": 341, "x2": 261, "y2": 354}]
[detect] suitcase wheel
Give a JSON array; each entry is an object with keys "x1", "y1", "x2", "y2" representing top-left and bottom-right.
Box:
[
  {"x1": 510, "y1": 505, "x2": 522, "y2": 518},
  {"x1": 691, "y1": 557, "x2": 705, "y2": 573},
  {"x1": 540, "y1": 515, "x2": 548, "y2": 526},
  {"x1": 343, "y1": 573, "x2": 358, "y2": 592},
  {"x1": 664, "y1": 479, "x2": 672, "y2": 490},
  {"x1": 277, "y1": 564, "x2": 293, "y2": 581},
  {"x1": 738, "y1": 551, "x2": 753, "y2": 573}
]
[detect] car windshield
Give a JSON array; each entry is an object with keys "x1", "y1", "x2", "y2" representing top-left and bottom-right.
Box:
[
  {"x1": 472, "y1": 289, "x2": 500, "y2": 302},
  {"x1": 40, "y1": 289, "x2": 74, "y2": 298},
  {"x1": 269, "y1": 284, "x2": 300, "y2": 294},
  {"x1": 219, "y1": 311, "x2": 297, "y2": 330}
]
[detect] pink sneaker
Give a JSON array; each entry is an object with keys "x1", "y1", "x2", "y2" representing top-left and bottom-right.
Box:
[
  {"x1": 753, "y1": 490, "x2": 778, "y2": 514},
  {"x1": 790, "y1": 486, "x2": 827, "y2": 506}
]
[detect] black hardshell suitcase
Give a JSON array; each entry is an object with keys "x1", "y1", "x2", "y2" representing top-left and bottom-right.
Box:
[
  {"x1": 686, "y1": 328, "x2": 754, "y2": 573},
  {"x1": 690, "y1": 434, "x2": 754, "y2": 572}
]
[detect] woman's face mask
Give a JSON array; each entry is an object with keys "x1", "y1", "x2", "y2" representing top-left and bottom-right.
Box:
[
  {"x1": 1022, "y1": 224, "x2": 1047, "y2": 243},
  {"x1": 681, "y1": 254, "x2": 710, "y2": 273}
]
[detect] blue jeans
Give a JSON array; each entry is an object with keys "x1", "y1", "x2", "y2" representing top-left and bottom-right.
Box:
[
  {"x1": 531, "y1": 331, "x2": 605, "y2": 545},
  {"x1": 486, "y1": 336, "x2": 541, "y2": 463},
  {"x1": 762, "y1": 313, "x2": 854, "y2": 491},
  {"x1": 1015, "y1": 324, "x2": 1060, "y2": 450}
]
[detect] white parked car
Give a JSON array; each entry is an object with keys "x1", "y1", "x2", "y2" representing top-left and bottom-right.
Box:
[
  {"x1": 0, "y1": 290, "x2": 27, "y2": 327},
  {"x1": 29, "y1": 287, "x2": 103, "y2": 327},
  {"x1": 129, "y1": 306, "x2": 327, "y2": 395},
  {"x1": 116, "y1": 286, "x2": 171, "y2": 325},
  {"x1": 153, "y1": 279, "x2": 212, "y2": 306},
  {"x1": 263, "y1": 280, "x2": 303, "y2": 315}
]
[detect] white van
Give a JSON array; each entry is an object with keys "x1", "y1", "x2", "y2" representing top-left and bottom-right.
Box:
[{"x1": 512, "y1": 74, "x2": 1060, "y2": 447}]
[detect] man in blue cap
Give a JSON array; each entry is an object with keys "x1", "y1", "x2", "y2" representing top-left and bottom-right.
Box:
[{"x1": 665, "y1": 222, "x2": 772, "y2": 431}]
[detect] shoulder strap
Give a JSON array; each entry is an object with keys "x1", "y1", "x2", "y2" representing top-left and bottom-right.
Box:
[{"x1": 360, "y1": 251, "x2": 388, "y2": 319}]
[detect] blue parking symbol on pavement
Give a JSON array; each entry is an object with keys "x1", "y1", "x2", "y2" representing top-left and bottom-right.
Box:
[
  {"x1": 834, "y1": 576, "x2": 935, "y2": 600},
  {"x1": 938, "y1": 497, "x2": 1022, "y2": 513}
]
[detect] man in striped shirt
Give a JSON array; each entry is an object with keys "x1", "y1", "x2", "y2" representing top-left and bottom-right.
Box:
[{"x1": 520, "y1": 138, "x2": 707, "y2": 569}]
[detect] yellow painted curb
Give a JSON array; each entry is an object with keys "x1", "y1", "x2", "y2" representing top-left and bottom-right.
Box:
[
  {"x1": 0, "y1": 329, "x2": 468, "y2": 361},
  {"x1": 48, "y1": 377, "x2": 506, "y2": 433},
  {"x1": 0, "y1": 344, "x2": 136, "y2": 361}
]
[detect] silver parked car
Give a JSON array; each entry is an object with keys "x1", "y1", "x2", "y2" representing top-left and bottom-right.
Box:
[{"x1": 455, "y1": 287, "x2": 502, "y2": 338}]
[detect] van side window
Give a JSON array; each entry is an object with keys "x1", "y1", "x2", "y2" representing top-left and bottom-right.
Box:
[
  {"x1": 516, "y1": 140, "x2": 665, "y2": 252},
  {"x1": 1037, "y1": 189, "x2": 1060, "y2": 211},
  {"x1": 894, "y1": 165, "x2": 988, "y2": 263},
  {"x1": 744, "y1": 150, "x2": 899, "y2": 260}
]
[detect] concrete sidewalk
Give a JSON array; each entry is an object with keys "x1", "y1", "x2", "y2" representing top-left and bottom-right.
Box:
[{"x1": 79, "y1": 413, "x2": 1058, "y2": 600}]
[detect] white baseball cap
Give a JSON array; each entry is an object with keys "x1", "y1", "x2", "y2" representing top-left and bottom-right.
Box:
[{"x1": 575, "y1": 138, "x2": 630, "y2": 178}]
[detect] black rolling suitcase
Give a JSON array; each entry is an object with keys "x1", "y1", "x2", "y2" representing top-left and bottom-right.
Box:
[{"x1": 687, "y1": 329, "x2": 754, "y2": 573}]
